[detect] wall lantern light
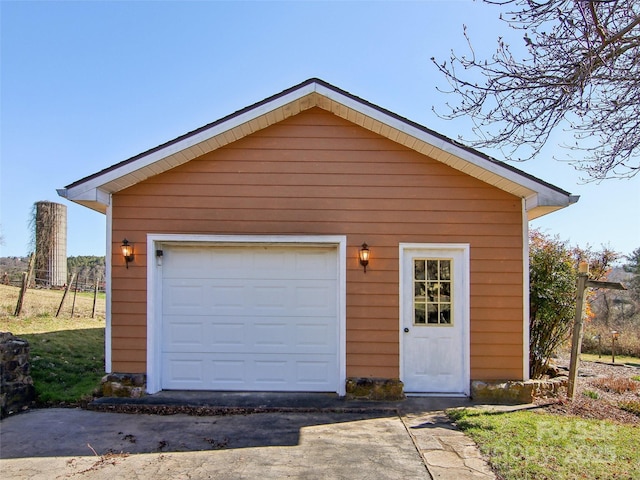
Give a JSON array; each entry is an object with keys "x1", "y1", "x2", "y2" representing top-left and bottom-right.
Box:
[
  {"x1": 359, "y1": 243, "x2": 370, "y2": 273},
  {"x1": 121, "y1": 239, "x2": 134, "y2": 268}
]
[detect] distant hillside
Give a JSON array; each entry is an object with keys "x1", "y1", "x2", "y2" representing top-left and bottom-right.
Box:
[{"x1": 0, "y1": 257, "x2": 29, "y2": 276}]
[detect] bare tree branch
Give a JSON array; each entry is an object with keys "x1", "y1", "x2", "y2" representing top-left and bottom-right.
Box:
[{"x1": 432, "y1": 0, "x2": 640, "y2": 180}]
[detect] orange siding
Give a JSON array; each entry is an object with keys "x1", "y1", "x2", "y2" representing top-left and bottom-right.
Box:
[{"x1": 110, "y1": 107, "x2": 524, "y2": 381}]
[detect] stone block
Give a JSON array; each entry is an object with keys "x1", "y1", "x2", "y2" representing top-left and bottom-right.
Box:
[
  {"x1": 345, "y1": 377, "x2": 405, "y2": 401},
  {"x1": 471, "y1": 377, "x2": 567, "y2": 404},
  {"x1": 101, "y1": 372, "x2": 147, "y2": 398}
]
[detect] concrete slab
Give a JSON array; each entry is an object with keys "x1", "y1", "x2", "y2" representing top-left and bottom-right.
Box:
[
  {"x1": 1, "y1": 408, "x2": 431, "y2": 479},
  {"x1": 0, "y1": 394, "x2": 500, "y2": 479}
]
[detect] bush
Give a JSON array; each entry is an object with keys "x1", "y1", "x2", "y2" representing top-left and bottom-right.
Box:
[
  {"x1": 529, "y1": 231, "x2": 577, "y2": 378},
  {"x1": 528, "y1": 230, "x2": 618, "y2": 378},
  {"x1": 591, "y1": 376, "x2": 640, "y2": 394}
]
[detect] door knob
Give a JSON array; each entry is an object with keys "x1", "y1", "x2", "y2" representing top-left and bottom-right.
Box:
[{"x1": 404, "y1": 328, "x2": 409, "y2": 333}]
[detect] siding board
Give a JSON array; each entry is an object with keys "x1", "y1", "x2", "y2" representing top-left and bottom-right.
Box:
[{"x1": 110, "y1": 107, "x2": 525, "y2": 381}]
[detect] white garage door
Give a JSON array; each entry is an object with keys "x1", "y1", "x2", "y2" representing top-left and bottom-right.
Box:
[{"x1": 160, "y1": 244, "x2": 339, "y2": 391}]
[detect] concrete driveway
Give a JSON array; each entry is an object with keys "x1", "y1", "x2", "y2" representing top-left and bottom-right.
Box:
[{"x1": 0, "y1": 397, "x2": 496, "y2": 479}]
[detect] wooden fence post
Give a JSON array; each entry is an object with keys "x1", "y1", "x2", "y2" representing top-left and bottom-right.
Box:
[
  {"x1": 91, "y1": 275, "x2": 100, "y2": 319},
  {"x1": 56, "y1": 273, "x2": 76, "y2": 318},
  {"x1": 26, "y1": 253, "x2": 35, "y2": 288},
  {"x1": 13, "y1": 253, "x2": 36, "y2": 317},
  {"x1": 70, "y1": 273, "x2": 80, "y2": 318},
  {"x1": 567, "y1": 271, "x2": 589, "y2": 399},
  {"x1": 13, "y1": 272, "x2": 28, "y2": 316},
  {"x1": 567, "y1": 265, "x2": 626, "y2": 399}
]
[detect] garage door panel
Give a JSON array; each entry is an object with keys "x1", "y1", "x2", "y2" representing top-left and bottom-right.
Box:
[
  {"x1": 162, "y1": 353, "x2": 337, "y2": 391},
  {"x1": 211, "y1": 359, "x2": 246, "y2": 384},
  {"x1": 164, "y1": 247, "x2": 337, "y2": 280},
  {"x1": 164, "y1": 282, "x2": 337, "y2": 317},
  {"x1": 163, "y1": 283, "x2": 206, "y2": 315},
  {"x1": 161, "y1": 244, "x2": 339, "y2": 392},
  {"x1": 165, "y1": 358, "x2": 205, "y2": 386},
  {"x1": 210, "y1": 322, "x2": 245, "y2": 346},
  {"x1": 208, "y1": 284, "x2": 246, "y2": 310},
  {"x1": 297, "y1": 361, "x2": 332, "y2": 384},
  {"x1": 165, "y1": 321, "x2": 204, "y2": 348},
  {"x1": 253, "y1": 322, "x2": 287, "y2": 346},
  {"x1": 163, "y1": 316, "x2": 336, "y2": 354},
  {"x1": 295, "y1": 322, "x2": 333, "y2": 347},
  {"x1": 253, "y1": 286, "x2": 288, "y2": 309}
]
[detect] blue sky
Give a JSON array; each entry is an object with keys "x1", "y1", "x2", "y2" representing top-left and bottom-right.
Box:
[{"x1": 1, "y1": 1, "x2": 638, "y2": 259}]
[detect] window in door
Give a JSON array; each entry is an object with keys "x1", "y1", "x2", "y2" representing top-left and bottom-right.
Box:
[{"x1": 413, "y1": 259, "x2": 452, "y2": 325}]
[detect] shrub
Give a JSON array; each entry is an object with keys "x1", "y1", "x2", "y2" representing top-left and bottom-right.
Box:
[
  {"x1": 528, "y1": 230, "x2": 618, "y2": 378},
  {"x1": 529, "y1": 231, "x2": 577, "y2": 378},
  {"x1": 591, "y1": 376, "x2": 640, "y2": 394},
  {"x1": 583, "y1": 390, "x2": 599, "y2": 399}
]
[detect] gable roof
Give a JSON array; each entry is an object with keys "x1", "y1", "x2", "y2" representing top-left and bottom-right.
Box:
[{"x1": 57, "y1": 78, "x2": 578, "y2": 219}]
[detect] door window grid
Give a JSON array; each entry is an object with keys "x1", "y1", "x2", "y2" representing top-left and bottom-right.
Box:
[{"x1": 413, "y1": 259, "x2": 452, "y2": 325}]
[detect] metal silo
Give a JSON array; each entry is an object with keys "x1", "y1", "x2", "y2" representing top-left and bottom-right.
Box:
[{"x1": 34, "y1": 201, "x2": 67, "y2": 287}]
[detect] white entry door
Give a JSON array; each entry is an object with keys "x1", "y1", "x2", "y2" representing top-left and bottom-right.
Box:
[
  {"x1": 400, "y1": 244, "x2": 470, "y2": 395},
  {"x1": 159, "y1": 244, "x2": 340, "y2": 392}
]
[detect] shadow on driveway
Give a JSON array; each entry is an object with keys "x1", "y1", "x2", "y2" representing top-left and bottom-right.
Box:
[{"x1": 1, "y1": 408, "x2": 398, "y2": 458}]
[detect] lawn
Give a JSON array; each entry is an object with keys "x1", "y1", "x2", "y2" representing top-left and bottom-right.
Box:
[
  {"x1": 449, "y1": 408, "x2": 640, "y2": 480},
  {"x1": 580, "y1": 352, "x2": 640, "y2": 367},
  {"x1": 0, "y1": 284, "x2": 105, "y2": 404}
]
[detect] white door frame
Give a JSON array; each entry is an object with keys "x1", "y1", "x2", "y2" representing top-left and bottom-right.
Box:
[
  {"x1": 399, "y1": 243, "x2": 470, "y2": 395},
  {"x1": 146, "y1": 234, "x2": 347, "y2": 395}
]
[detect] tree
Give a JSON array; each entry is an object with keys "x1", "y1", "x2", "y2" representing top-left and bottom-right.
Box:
[
  {"x1": 67, "y1": 256, "x2": 106, "y2": 290},
  {"x1": 623, "y1": 247, "x2": 640, "y2": 302},
  {"x1": 528, "y1": 230, "x2": 617, "y2": 378},
  {"x1": 432, "y1": 0, "x2": 640, "y2": 181}
]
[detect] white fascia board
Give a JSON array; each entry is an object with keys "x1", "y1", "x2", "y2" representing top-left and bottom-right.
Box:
[
  {"x1": 57, "y1": 187, "x2": 110, "y2": 213},
  {"x1": 525, "y1": 192, "x2": 579, "y2": 214},
  {"x1": 65, "y1": 83, "x2": 319, "y2": 200},
  {"x1": 61, "y1": 79, "x2": 574, "y2": 213},
  {"x1": 316, "y1": 83, "x2": 575, "y2": 205}
]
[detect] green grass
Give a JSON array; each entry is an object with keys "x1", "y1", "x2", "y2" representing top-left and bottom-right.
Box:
[
  {"x1": 448, "y1": 408, "x2": 640, "y2": 480},
  {"x1": 21, "y1": 327, "x2": 104, "y2": 403},
  {"x1": 580, "y1": 353, "x2": 640, "y2": 367},
  {"x1": 619, "y1": 401, "x2": 640, "y2": 417},
  {"x1": 1, "y1": 285, "x2": 106, "y2": 405}
]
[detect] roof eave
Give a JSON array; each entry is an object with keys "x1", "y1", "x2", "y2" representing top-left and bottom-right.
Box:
[
  {"x1": 57, "y1": 187, "x2": 109, "y2": 214},
  {"x1": 526, "y1": 194, "x2": 580, "y2": 220},
  {"x1": 57, "y1": 78, "x2": 577, "y2": 217}
]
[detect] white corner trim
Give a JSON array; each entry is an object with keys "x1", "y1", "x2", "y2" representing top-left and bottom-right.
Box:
[
  {"x1": 145, "y1": 233, "x2": 347, "y2": 395},
  {"x1": 522, "y1": 198, "x2": 531, "y2": 381},
  {"x1": 104, "y1": 201, "x2": 113, "y2": 373}
]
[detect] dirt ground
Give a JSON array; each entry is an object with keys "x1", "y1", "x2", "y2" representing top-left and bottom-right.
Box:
[{"x1": 540, "y1": 358, "x2": 640, "y2": 424}]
